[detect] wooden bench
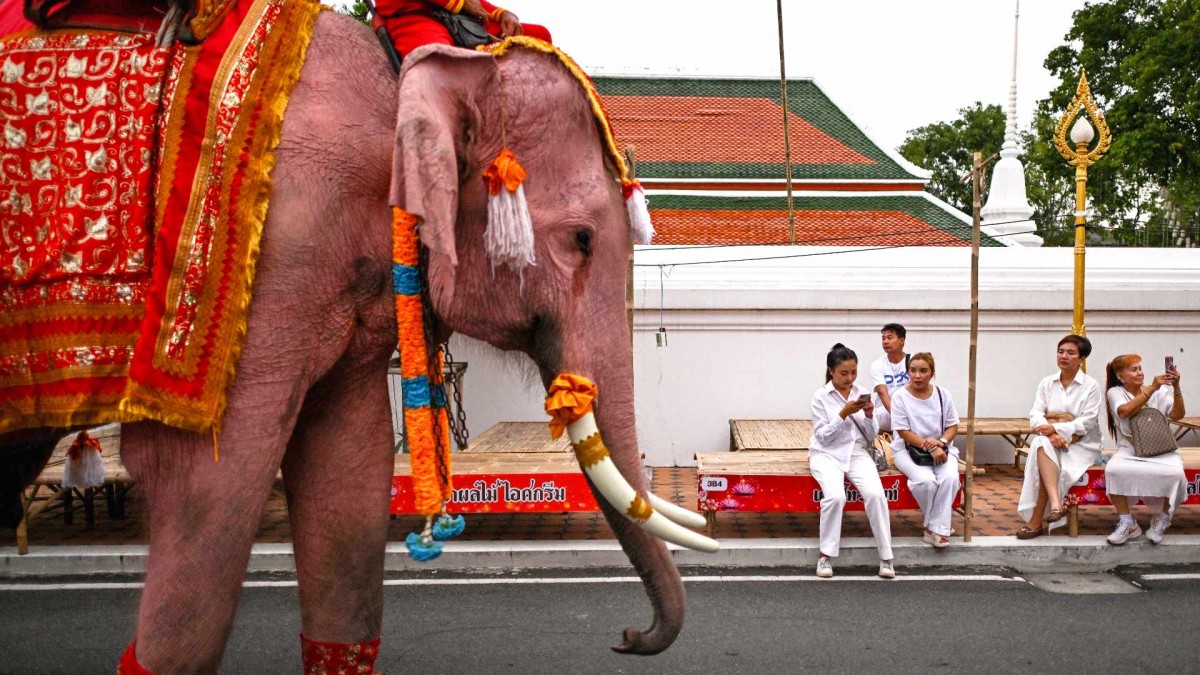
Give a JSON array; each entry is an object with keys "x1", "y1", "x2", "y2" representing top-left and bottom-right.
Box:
[
  {"x1": 390, "y1": 422, "x2": 597, "y2": 514},
  {"x1": 1172, "y1": 417, "x2": 1200, "y2": 444},
  {"x1": 729, "y1": 419, "x2": 813, "y2": 452},
  {"x1": 696, "y1": 447, "x2": 971, "y2": 537},
  {"x1": 17, "y1": 425, "x2": 134, "y2": 555},
  {"x1": 1064, "y1": 447, "x2": 1200, "y2": 537},
  {"x1": 955, "y1": 417, "x2": 1033, "y2": 467}
]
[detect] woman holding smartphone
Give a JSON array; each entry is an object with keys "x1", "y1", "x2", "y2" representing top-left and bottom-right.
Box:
[
  {"x1": 808, "y1": 343, "x2": 894, "y2": 579},
  {"x1": 1103, "y1": 354, "x2": 1187, "y2": 545},
  {"x1": 890, "y1": 352, "x2": 960, "y2": 548}
]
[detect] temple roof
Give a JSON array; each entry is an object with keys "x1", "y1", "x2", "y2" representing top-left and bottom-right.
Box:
[{"x1": 593, "y1": 76, "x2": 997, "y2": 247}]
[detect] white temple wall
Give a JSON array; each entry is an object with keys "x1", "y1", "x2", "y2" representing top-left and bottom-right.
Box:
[{"x1": 439, "y1": 246, "x2": 1200, "y2": 467}]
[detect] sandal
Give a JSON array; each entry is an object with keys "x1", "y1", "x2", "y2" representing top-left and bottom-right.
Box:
[
  {"x1": 1015, "y1": 525, "x2": 1045, "y2": 540},
  {"x1": 1047, "y1": 505, "x2": 1071, "y2": 522}
]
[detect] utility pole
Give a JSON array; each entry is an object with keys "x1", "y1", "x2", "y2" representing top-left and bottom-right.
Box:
[{"x1": 776, "y1": 0, "x2": 796, "y2": 243}]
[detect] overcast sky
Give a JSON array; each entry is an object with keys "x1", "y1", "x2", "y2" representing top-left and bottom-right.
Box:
[{"x1": 345, "y1": 0, "x2": 1092, "y2": 152}]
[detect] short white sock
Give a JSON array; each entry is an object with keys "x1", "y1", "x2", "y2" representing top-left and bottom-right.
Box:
[{"x1": 1118, "y1": 514, "x2": 1135, "y2": 525}]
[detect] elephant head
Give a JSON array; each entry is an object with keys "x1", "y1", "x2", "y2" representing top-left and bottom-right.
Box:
[{"x1": 391, "y1": 42, "x2": 715, "y2": 654}]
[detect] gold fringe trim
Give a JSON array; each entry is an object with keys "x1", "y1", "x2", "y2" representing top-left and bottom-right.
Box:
[
  {"x1": 572, "y1": 432, "x2": 609, "y2": 468},
  {"x1": 484, "y1": 36, "x2": 632, "y2": 185},
  {"x1": 117, "y1": 1, "x2": 326, "y2": 434}
]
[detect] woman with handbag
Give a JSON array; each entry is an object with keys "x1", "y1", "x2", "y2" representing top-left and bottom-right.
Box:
[
  {"x1": 1016, "y1": 335, "x2": 1103, "y2": 539},
  {"x1": 1103, "y1": 354, "x2": 1187, "y2": 545},
  {"x1": 890, "y1": 352, "x2": 960, "y2": 548},
  {"x1": 808, "y1": 343, "x2": 895, "y2": 579}
]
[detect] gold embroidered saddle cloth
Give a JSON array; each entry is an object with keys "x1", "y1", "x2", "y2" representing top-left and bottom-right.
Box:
[
  {"x1": 24, "y1": 0, "x2": 241, "y2": 42},
  {"x1": 0, "y1": 0, "x2": 322, "y2": 434}
]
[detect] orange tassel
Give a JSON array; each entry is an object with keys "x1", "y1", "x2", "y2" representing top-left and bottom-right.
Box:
[{"x1": 544, "y1": 374, "x2": 598, "y2": 439}]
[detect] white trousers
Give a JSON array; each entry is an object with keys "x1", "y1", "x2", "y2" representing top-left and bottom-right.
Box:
[
  {"x1": 893, "y1": 447, "x2": 960, "y2": 537},
  {"x1": 809, "y1": 447, "x2": 894, "y2": 560}
]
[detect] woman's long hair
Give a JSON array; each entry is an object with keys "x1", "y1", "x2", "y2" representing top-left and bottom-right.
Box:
[
  {"x1": 825, "y1": 343, "x2": 857, "y2": 383},
  {"x1": 1105, "y1": 353, "x2": 1140, "y2": 437}
]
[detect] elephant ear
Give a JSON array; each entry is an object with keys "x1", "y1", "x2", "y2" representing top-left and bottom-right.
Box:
[{"x1": 390, "y1": 44, "x2": 496, "y2": 269}]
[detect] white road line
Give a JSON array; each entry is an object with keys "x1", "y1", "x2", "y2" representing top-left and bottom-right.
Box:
[
  {"x1": 0, "y1": 574, "x2": 1021, "y2": 592},
  {"x1": 1138, "y1": 573, "x2": 1200, "y2": 581}
]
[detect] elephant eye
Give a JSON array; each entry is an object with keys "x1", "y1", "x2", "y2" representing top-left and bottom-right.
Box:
[{"x1": 574, "y1": 229, "x2": 592, "y2": 255}]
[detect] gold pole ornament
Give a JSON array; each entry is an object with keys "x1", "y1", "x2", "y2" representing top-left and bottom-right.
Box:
[{"x1": 1052, "y1": 71, "x2": 1112, "y2": 369}]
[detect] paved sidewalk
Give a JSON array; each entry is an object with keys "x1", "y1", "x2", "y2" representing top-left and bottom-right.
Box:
[{"x1": 11, "y1": 466, "x2": 1200, "y2": 550}]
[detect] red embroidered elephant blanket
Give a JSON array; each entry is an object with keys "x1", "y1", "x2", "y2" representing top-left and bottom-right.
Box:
[{"x1": 0, "y1": 0, "x2": 322, "y2": 434}]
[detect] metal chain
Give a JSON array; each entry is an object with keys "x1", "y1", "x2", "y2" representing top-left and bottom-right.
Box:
[{"x1": 441, "y1": 345, "x2": 471, "y2": 450}]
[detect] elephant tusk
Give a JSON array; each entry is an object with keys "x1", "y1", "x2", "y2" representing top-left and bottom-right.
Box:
[
  {"x1": 566, "y1": 412, "x2": 719, "y2": 554},
  {"x1": 647, "y1": 493, "x2": 709, "y2": 530}
]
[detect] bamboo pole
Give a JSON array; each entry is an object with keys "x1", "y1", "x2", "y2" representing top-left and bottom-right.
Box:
[
  {"x1": 776, "y1": 0, "x2": 796, "y2": 243},
  {"x1": 963, "y1": 151, "x2": 982, "y2": 542}
]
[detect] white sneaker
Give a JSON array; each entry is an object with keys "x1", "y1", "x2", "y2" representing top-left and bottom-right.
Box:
[
  {"x1": 1146, "y1": 513, "x2": 1171, "y2": 544},
  {"x1": 816, "y1": 556, "x2": 834, "y2": 578},
  {"x1": 1106, "y1": 520, "x2": 1143, "y2": 545},
  {"x1": 878, "y1": 560, "x2": 896, "y2": 579}
]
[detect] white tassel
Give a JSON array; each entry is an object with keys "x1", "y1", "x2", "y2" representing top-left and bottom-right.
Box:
[
  {"x1": 482, "y1": 148, "x2": 536, "y2": 272},
  {"x1": 63, "y1": 444, "x2": 105, "y2": 490},
  {"x1": 485, "y1": 184, "x2": 535, "y2": 270},
  {"x1": 624, "y1": 182, "x2": 654, "y2": 245}
]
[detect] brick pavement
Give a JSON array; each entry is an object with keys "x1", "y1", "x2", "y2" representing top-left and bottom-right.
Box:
[{"x1": 12, "y1": 466, "x2": 1200, "y2": 551}]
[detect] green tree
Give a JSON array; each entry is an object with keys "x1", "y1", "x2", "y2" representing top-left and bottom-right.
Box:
[
  {"x1": 899, "y1": 103, "x2": 1006, "y2": 213},
  {"x1": 1037, "y1": 0, "x2": 1200, "y2": 246},
  {"x1": 336, "y1": 0, "x2": 370, "y2": 23}
]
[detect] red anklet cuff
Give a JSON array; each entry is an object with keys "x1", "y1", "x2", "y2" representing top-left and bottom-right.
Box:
[
  {"x1": 300, "y1": 634, "x2": 381, "y2": 674},
  {"x1": 117, "y1": 641, "x2": 153, "y2": 675}
]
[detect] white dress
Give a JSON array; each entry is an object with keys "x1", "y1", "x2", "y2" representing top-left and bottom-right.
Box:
[
  {"x1": 1017, "y1": 371, "x2": 1102, "y2": 526},
  {"x1": 1104, "y1": 386, "x2": 1187, "y2": 514}
]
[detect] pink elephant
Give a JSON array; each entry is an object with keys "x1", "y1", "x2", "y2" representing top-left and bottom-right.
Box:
[{"x1": 0, "y1": 11, "x2": 701, "y2": 671}]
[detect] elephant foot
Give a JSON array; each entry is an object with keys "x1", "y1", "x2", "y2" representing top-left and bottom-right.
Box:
[
  {"x1": 300, "y1": 634, "x2": 381, "y2": 674},
  {"x1": 117, "y1": 641, "x2": 152, "y2": 674}
]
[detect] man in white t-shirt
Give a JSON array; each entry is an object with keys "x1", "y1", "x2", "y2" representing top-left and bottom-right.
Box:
[{"x1": 870, "y1": 323, "x2": 909, "y2": 432}]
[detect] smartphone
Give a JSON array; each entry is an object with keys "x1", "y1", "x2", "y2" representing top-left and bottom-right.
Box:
[
  {"x1": 856, "y1": 394, "x2": 872, "y2": 404},
  {"x1": 1166, "y1": 356, "x2": 1175, "y2": 372}
]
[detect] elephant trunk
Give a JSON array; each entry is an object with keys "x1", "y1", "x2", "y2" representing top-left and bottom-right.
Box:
[{"x1": 547, "y1": 375, "x2": 717, "y2": 655}]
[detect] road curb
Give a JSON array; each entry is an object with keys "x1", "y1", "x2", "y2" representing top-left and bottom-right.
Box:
[{"x1": 5, "y1": 535, "x2": 1200, "y2": 577}]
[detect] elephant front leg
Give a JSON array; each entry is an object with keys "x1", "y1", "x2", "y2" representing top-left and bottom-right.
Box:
[
  {"x1": 282, "y1": 354, "x2": 394, "y2": 667},
  {"x1": 119, "y1": 410, "x2": 297, "y2": 673}
]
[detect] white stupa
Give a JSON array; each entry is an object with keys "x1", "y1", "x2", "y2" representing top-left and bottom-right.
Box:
[{"x1": 981, "y1": 0, "x2": 1043, "y2": 247}]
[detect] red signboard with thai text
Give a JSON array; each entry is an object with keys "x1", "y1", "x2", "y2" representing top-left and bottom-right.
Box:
[
  {"x1": 1067, "y1": 467, "x2": 1200, "y2": 507},
  {"x1": 696, "y1": 473, "x2": 963, "y2": 513},
  {"x1": 391, "y1": 473, "x2": 599, "y2": 514}
]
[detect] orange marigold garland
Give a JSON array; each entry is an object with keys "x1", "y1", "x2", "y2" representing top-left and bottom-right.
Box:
[{"x1": 393, "y1": 208, "x2": 461, "y2": 561}]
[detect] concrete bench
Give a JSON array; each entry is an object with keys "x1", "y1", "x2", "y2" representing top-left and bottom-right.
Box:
[{"x1": 1064, "y1": 447, "x2": 1200, "y2": 537}]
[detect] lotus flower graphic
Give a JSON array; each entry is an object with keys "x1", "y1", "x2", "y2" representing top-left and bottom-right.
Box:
[
  {"x1": 731, "y1": 480, "x2": 756, "y2": 496},
  {"x1": 718, "y1": 496, "x2": 741, "y2": 510},
  {"x1": 1081, "y1": 491, "x2": 1102, "y2": 504},
  {"x1": 1091, "y1": 477, "x2": 1106, "y2": 490}
]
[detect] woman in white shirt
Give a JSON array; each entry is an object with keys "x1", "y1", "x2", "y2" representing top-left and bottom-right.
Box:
[
  {"x1": 1104, "y1": 354, "x2": 1187, "y2": 545},
  {"x1": 1016, "y1": 335, "x2": 1103, "y2": 539},
  {"x1": 808, "y1": 343, "x2": 894, "y2": 579},
  {"x1": 890, "y1": 352, "x2": 960, "y2": 548}
]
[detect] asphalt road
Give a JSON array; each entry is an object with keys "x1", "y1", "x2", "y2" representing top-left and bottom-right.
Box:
[{"x1": 3, "y1": 567, "x2": 1200, "y2": 674}]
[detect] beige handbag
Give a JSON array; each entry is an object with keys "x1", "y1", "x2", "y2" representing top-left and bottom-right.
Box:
[
  {"x1": 1129, "y1": 407, "x2": 1179, "y2": 458},
  {"x1": 1044, "y1": 411, "x2": 1083, "y2": 445}
]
